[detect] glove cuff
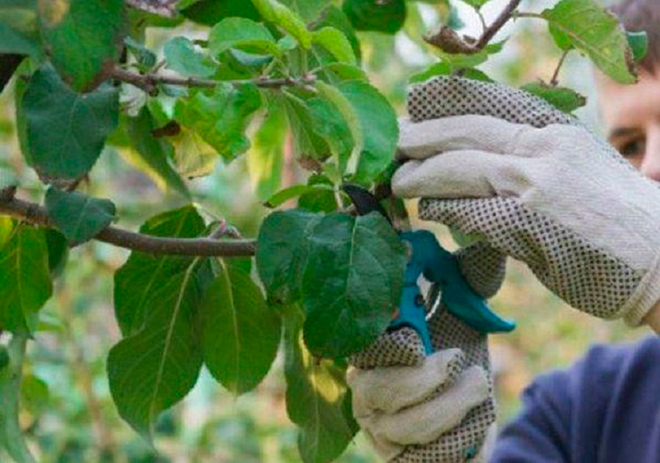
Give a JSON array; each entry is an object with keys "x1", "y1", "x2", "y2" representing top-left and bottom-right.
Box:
[{"x1": 623, "y1": 251, "x2": 660, "y2": 326}]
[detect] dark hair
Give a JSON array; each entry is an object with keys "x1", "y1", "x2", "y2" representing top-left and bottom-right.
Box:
[{"x1": 610, "y1": 0, "x2": 660, "y2": 73}]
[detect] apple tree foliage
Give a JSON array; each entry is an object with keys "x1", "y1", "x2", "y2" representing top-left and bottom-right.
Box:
[{"x1": 0, "y1": 0, "x2": 646, "y2": 461}]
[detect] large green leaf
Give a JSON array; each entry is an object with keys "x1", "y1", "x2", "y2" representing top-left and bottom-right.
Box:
[
  {"x1": 342, "y1": 0, "x2": 406, "y2": 34},
  {"x1": 302, "y1": 212, "x2": 406, "y2": 358},
  {"x1": 307, "y1": 93, "x2": 353, "y2": 172},
  {"x1": 38, "y1": 0, "x2": 125, "y2": 91},
  {"x1": 280, "y1": 0, "x2": 327, "y2": 23},
  {"x1": 164, "y1": 36, "x2": 215, "y2": 78},
  {"x1": 256, "y1": 209, "x2": 323, "y2": 304},
  {"x1": 45, "y1": 187, "x2": 115, "y2": 244},
  {"x1": 0, "y1": 333, "x2": 35, "y2": 463},
  {"x1": 124, "y1": 107, "x2": 189, "y2": 196},
  {"x1": 312, "y1": 27, "x2": 356, "y2": 65},
  {"x1": 175, "y1": 84, "x2": 263, "y2": 162},
  {"x1": 335, "y1": 80, "x2": 398, "y2": 183},
  {"x1": 208, "y1": 17, "x2": 280, "y2": 57},
  {"x1": 0, "y1": 224, "x2": 52, "y2": 332},
  {"x1": 284, "y1": 307, "x2": 358, "y2": 463},
  {"x1": 109, "y1": 207, "x2": 208, "y2": 440},
  {"x1": 200, "y1": 259, "x2": 281, "y2": 394},
  {"x1": 541, "y1": 0, "x2": 636, "y2": 84},
  {"x1": 21, "y1": 65, "x2": 119, "y2": 182},
  {"x1": 113, "y1": 206, "x2": 206, "y2": 337}
]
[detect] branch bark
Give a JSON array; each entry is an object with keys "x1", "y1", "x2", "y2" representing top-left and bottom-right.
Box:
[
  {"x1": 111, "y1": 67, "x2": 317, "y2": 96},
  {"x1": 0, "y1": 192, "x2": 256, "y2": 257},
  {"x1": 425, "y1": 0, "x2": 522, "y2": 54}
]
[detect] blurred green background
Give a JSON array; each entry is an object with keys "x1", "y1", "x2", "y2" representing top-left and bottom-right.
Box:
[{"x1": 0, "y1": 0, "x2": 651, "y2": 461}]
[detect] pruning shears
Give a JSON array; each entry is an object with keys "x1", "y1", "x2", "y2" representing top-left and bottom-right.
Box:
[{"x1": 343, "y1": 185, "x2": 515, "y2": 355}]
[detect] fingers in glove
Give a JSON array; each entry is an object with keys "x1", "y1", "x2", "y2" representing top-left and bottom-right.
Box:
[
  {"x1": 392, "y1": 150, "x2": 533, "y2": 199},
  {"x1": 350, "y1": 327, "x2": 426, "y2": 370},
  {"x1": 348, "y1": 348, "x2": 464, "y2": 417},
  {"x1": 368, "y1": 365, "x2": 490, "y2": 446},
  {"x1": 408, "y1": 76, "x2": 575, "y2": 127},
  {"x1": 455, "y1": 242, "x2": 506, "y2": 299},
  {"x1": 398, "y1": 115, "x2": 532, "y2": 160}
]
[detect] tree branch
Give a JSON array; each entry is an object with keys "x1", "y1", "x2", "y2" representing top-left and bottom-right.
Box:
[
  {"x1": 425, "y1": 0, "x2": 522, "y2": 54},
  {"x1": 0, "y1": 192, "x2": 256, "y2": 257},
  {"x1": 111, "y1": 66, "x2": 317, "y2": 96}
]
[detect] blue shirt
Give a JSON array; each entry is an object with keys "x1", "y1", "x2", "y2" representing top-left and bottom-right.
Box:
[{"x1": 491, "y1": 336, "x2": 660, "y2": 462}]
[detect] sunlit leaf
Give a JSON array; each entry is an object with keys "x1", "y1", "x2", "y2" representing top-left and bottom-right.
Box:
[
  {"x1": 251, "y1": 0, "x2": 313, "y2": 49},
  {"x1": 164, "y1": 37, "x2": 215, "y2": 78},
  {"x1": 284, "y1": 306, "x2": 359, "y2": 463},
  {"x1": 542, "y1": 0, "x2": 636, "y2": 84},
  {"x1": 312, "y1": 27, "x2": 357, "y2": 65},
  {"x1": 0, "y1": 224, "x2": 52, "y2": 332},
  {"x1": 246, "y1": 100, "x2": 286, "y2": 200},
  {"x1": 208, "y1": 17, "x2": 280, "y2": 57}
]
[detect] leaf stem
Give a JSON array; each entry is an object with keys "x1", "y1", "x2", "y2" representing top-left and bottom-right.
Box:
[
  {"x1": 111, "y1": 66, "x2": 317, "y2": 96},
  {"x1": 0, "y1": 193, "x2": 256, "y2": 257},
  {"x1": 550, "y1": 49, "x2": 571, "y2": 86}
]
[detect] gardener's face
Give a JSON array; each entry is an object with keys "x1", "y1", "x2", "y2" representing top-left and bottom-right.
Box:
[{"x1": 597, "y1": 69, "x2": 660, "y2": 181}]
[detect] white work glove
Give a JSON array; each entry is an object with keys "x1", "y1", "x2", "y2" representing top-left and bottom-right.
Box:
[
  {"x1": 394, "y1": 76, "x2": 660, "y2": 326},
  {"x1": 349, "y1": 243, "x2": 503, "y2": 462}
]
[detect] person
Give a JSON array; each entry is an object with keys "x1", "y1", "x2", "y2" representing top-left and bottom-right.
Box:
[{"x1": 347, "y1": 0, "x2": 660, "y2": 462}]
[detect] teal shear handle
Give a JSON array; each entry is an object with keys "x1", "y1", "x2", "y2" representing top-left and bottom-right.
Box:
[{"x1": 390, "y1": 230, "x2": 516, "y2": 355}]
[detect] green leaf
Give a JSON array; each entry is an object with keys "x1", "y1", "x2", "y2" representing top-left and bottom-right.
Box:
[
  {"x1": 410, "y1": 62, "x2": 493, "y2": 84},
  {"x1": 0, "y1": 224, "x2": 52, "y2": 332},
  {"x1": 247, "y1": 100, "x2": 286, "y2": 200},
  {"x1": 264, "y1": 183, "x2": 335, "y2": 208},
  {"x1": 281, "y1": 93, "x2": 332, "y2": 164},
  {"x1": 280, "y1": 0, "x2": 327, "y2": 23},
  {"x1": 114, "y1": 206, "x2": 206, "y2": 337},
  {"x1": 302, "y1": 212, "x2": 406, "y2": 358},
  {"x1": 175, "y1": 84, "x2": 263, "y2": 162},
  {"x1": 312, "y1": 27, "x2": 357, "y2": 65},
  {"x1": 436, "y1": 41, "x2": 504, "y2": 69},
  {"x1": 45, "y1": 187, "x2": 116, "y2": 244},
  {"x1": 180, "y1": 0, "x2": 261, "y2": 26},
  {"x1": 109, "y1": 206, "x2": 208, "y2": 440},
  {"x1": 124, "y1": 36, "x2": 156, "y2": 70},
  {"x1": 284, "y1": 307, "x2": 358, "y2": 463},
  {"x1": 317, "y1": 63, "x2": 368, "y2": 82},
  {"x1": 313, "y1": 6, "x2": 361, "y2": 63},
  {"x1": 200, "y1": 259, "x2": 281, "y2": 394},
  {"x1": 627, "y1": 30, "x2": 648, "y2": 64},
  {"x1": 21, "y1": 65, "x2": 119, "y2": 182},
  {"x1": 521, "y1": 82, "x2": 586, "y2": 113},
  {"x1": 208, "y1": 17, "x2": 280, "y2": 57},
  {"x1": 462, "y1": 0, "x2": 490, "y2": 9},
  {"x1": 298, "y1": 174, "x2": 339, "y2": 213},
  {"x1": 541, "y1": 0, "x2": 636, "y2": 84},
  {"x1": 335, "y1": 80, "x2": 398, "y2": 183},
  {"x1": 256, "y1": 209, "x2": 324, "y2": 304},
  {"x1": 38, "y1": 0, "x2": 126, "y2": 91},
  {"x1": 44, "y1": 228, "x2": 68, "y2": 276},
  {"x1": 342, "y1": 0, "x2": 406, "y2": 34},
  {"x1": 124, "y1": 107, "x2": 190, "y2": 196},
  {"x1": 164, "y1": 37, "x2": 215, "y2": 78},
  {"x1": 0, "y1": 333, "x2": 36, "y2": 463},
  {"x1": 308, "y1": 94, "x2": 354, "y2": 171},
  {"x1": 169, "y1": 127, "x2": 219, "y2": 179},
  {"x1": 251, "y1": 0, "x2": 313, "y2": 49}
]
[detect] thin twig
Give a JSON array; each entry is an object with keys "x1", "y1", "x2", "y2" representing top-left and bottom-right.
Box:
[
  {"x1": 0, "y1": 195, "x2": 256, "y2": 257},
  {"x1": 425, "y1": 0, "x2": 522, "y2": 54},
  {"x1": 111, "y1": 66, "x2": 317, "y2": 96},
  {"x1": 550, "y1": 49, "x2": 571, "y2": 86}
]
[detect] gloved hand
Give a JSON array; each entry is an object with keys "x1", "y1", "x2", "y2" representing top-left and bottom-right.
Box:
[
  {"x1": 394, "y1": 76, "x2": 660, "y2": 326},
  {"x1": 349, "y1": 243, "x2": 503, "y2": 462}
]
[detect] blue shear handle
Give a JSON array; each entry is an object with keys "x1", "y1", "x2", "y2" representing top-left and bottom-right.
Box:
[
  {"x1": 390, "y1": 285, "x2": 434, "y2": 355},
  {"x1": 391, "y1": 231, "x2": 515, "y2": 354}
]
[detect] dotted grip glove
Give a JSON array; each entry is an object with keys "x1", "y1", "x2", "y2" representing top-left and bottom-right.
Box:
[
  {"x1": 348, "y1": 243, "x2": 503, "y2": 463},
  {"x1": 394, "y1": 77, "x2": 660, "y2": 326}
]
